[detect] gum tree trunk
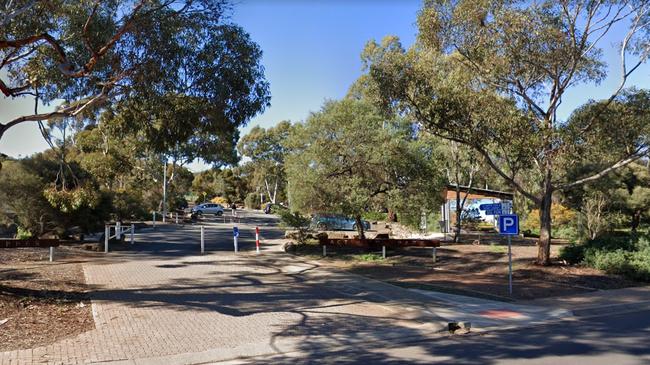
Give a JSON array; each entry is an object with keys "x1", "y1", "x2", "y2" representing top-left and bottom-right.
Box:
[
  {"x1": 631, "y1": 210, "x2": 642, "y2": 233},
  {"x1": 537, "y1": 188, "x2": 553, "y2": 265},
  {"x1": 355, "y1": 214, "x2": 366, "y2": 240}
]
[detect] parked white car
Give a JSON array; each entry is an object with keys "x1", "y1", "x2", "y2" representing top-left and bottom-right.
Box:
[{"x1": 192, "y1": 203, "x2": 224, "y2": 216}]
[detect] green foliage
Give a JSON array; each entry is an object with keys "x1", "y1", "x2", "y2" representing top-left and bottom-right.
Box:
[
  {"x1": 363, "y1": 1, "x2": 650, "y2": 264},
  {"x1": 285, "y1": 99, "x2": 445, "y2": 237},
  {"x1": 0, "y1": 159, "x2": 110, "y2": 237},
  {"x1": 16, "y1": 227, "x2": 32, "y2": 240},
  {"x1": 245, "y1": 193, "x2": 261, "y2": 210},
  {"x1": 585, "y1": 249, "x2": 650, "y2": 282},
  {"x1": 357, "y1": 253, "x2": 384, "y2": 262},
  {"x1": 522, "y1": 205, "x2": 579, "y2": 239},
  {"x1": 559, "y1": 232, "x2": 650, "y2": 281},
  {"x1": 362, "y1": 212, "x2": 388, "y2": 222},
  {"x1": 2, "y1": 1, "x2": 271, "y2": 164},
  {"x1": 489, "y1": 244, "x2": 507, "y2": 254},
  {"x1": 43, "y1": 186, "x2": 100, "y2": 213},
  {"x1": 271, "y1": 204, "x2": 289, "y2": 214},
  {"x1": 279, "y1": 210, "x2": 310, "y2": 229},
  {"x1": 558, "y1": 243, "x2": 585, "y2": 265},
  {"x1": 278, "y1": 210, "x2": 310, "y2": 244},
  {"x1": 237, "y1": 121, "x2": 293, "y2": 204}
]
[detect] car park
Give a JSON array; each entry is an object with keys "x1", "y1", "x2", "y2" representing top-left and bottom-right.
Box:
[
  {"x1": 311, "y1": 214, "x2": 370, "y2": 231},
  {"x1": 191, "y1": 203, "x2": 224, "y2": 216}
]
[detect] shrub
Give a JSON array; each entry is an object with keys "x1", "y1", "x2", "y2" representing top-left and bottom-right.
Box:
[
  {"x1": 583, "y1": 249, "x2": 650, "y2": 282},
  {"x1": 271, "y1": 204, "x2": 289, "y2": 214},
  {"x1": 554, "y1": 225, "x2": 580, "y2": 240},
  {"x1": 559, "y1": 232, "x2": 650, "y2": 281},
  {"x1": 362, "y1": 211, "x2": 388, "y2": 222},
  {"x1": 279, "y1": 210, "x2": 311, "y2": 244},
  {"x1": 523, "y1": 205, "x2": 578, "y2": 238},
  {"x1": 244, "y1": 193, "x2": 261, "y2": 209},
  {"x1": 559, "y1": 243, "x2": 585, "y2": 264},
  {"x1": 16, "y1": 226, "x2": 32, "y2": 239},
  {"x1": 210, "y1": 196, "x2": 229, "y2": 205}
]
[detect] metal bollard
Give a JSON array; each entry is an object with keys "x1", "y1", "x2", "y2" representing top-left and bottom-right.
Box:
[
  {"x1": 323, "y1": 245, "x2": 327, "y2": 257},
  {"x1": 255, "y1": 226, "x2": 260, "y2": 254},
  {"x1": 130, "y1": 224, "x2": 135, "y2": 244},
  {"x1": 175, "y1": 213, "x2": 179, "y2": 224},
  {"x1": 432, "y1": 247, "x2": 437, "y2": 263},
  {"x1": 116, "y1": 221, "x2": 121, "y2": 240},
  {"x1": 153, "y1": 211, "x2": 156, "y2": 229},
  {"x1": 200, "y1": 226, "x2": 205, "y2": 254},
  {"x1": 382, "y1": 246, "x2": 386, "y2": 259},
  {"x1": 105, "y1": 225, "x2": 109, "y2": 253},
  {"x1": 49, "y1": 246, "x2": 54, "y2": 262}
]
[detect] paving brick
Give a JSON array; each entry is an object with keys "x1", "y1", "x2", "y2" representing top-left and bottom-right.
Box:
[{"x1": 0, "y1": 220, "x2": 443, "y2": 365}]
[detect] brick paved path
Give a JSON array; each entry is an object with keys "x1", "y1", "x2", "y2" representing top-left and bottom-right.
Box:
[{"x1": 0, "y1": 223, "x2": 445, "y2": 365}]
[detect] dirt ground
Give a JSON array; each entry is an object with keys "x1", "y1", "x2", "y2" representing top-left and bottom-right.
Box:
[
  {"x1": 0, "y1": 246, "x2": 97, "y2": 352},
  {"x1": 292, "y1": 236, "x2": 642, "y2": 301}
]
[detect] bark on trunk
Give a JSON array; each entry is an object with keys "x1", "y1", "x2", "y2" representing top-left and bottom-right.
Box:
[
  {"x1": 631, "y1": 210, "x2": 642, "y2": 233},
  {"x1": 454, "y1": 192, "x2": 462, "y2": 243},
  {"x1": 355, "y1": 215, "x2": 366, "y2": 240},
  {"x1": 387, "y1": 209, "x2": 397, "y2": 222},
  {"x1": 537, "y1": 191, "x2": 552, "y2": 266}
]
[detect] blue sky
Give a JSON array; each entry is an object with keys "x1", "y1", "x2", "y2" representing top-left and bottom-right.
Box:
[{"x1": 1, "y1": 0, "x2": 648, "y2": 171}]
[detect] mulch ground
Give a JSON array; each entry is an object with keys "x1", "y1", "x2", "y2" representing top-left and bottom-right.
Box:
[
  {"x1": 292, "y1": 236, "x2": 642, "y2": 301},
  {"x1": 0, "y1": 246, "x2": 98, "y2": 352}
]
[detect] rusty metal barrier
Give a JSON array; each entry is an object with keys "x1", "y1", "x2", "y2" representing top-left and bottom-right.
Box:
[
  {"x1": 0, "y1": 239, "x2": 60, "y2": 248},
  {"x1": 318, "y1": 237, "x2": 440, "y2": 248}
]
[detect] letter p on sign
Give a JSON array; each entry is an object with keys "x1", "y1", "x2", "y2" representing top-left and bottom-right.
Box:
[{"x1": 498, "y1": 215, "x2": 519, "y2": 235}]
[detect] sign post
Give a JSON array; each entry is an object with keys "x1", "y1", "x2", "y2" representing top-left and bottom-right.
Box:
[
  {"x1": 479, "y1": 203, "x2": 504, "y2": 216},
  {"x1": 233, "y1": 226, "x2": 239, "y2": 253},
  {"x1": 498, "y1": 214, "x2": 519, "y2": 296}
]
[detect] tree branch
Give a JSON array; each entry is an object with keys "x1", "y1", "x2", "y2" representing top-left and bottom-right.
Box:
[
  {"x1": 558, "y1": 151, "x2": 647, "y2": 190},
  {"x1": 0, "y1": 0, "x2": 38, "y2": 27}
]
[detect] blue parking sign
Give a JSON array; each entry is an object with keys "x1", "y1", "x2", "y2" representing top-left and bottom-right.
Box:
[
  {"x1": 498, "y1": 215, "x2": 519, "y2": 235},
  {"x1": 233, "y1": 226, "x2": 239, "y2": 237}
]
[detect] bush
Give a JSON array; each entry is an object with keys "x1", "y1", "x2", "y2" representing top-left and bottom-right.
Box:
[
  {"x1": 16, "y1": 226, "x2": 32, "y2": 239},
  {"x1": 559, "y1": 243, "x2": 585, "y2": 264},
  {"x1": 362, "y1": 212, "x2": 387, "y2": 222},
  {"x1": 279, "y1": 210, "x2": 311, "y2": 244},
  {"x1": 583, "y1": 249, "x2": 650, "y2": 282},
  {"x1": 523, "y1": 205, "x2": 578, "y2": 238},
  {"x1": 271, "y1": 204, "x2": 288, "y2": 214},
  {"x1": 554, "y1": 225, "x2": 580, "y2": 240},
  {"x1": 245, "y1": 193, "x2": 261, "y2": 209},
  {"x1": 210, "y1": 196, "x2": 229, "y2": 205},
  {"x1": 559, "y1": 232, "x2": 650, "y2": 281}
]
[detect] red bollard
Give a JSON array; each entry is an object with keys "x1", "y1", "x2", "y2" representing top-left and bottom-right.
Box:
[{"x1": 256, "y1": 226, "x2": 260, "y2": 254}]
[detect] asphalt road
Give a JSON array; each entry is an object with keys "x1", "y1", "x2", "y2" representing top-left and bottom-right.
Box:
[
  {"x1": 132, "y1": 211, "x2": 650, "y2": 365},
  {"x1": 130, "y1": 210, "x2": 286, "y2": 256},
  {"x1": 227, "y1": 308, "x2": 650, "y2": 364}
]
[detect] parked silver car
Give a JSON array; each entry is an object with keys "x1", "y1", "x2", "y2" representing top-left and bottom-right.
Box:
[{"x1": 192, "y1": 203, "x2": 224, "y2": 216}]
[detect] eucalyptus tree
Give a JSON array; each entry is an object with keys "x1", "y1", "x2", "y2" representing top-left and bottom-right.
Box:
[
  {"x1": 364, "y1": 1, "x2": 650, "y2": 264},
  {"x1": 0, "y1": 0, "x2": 270, "y2": 154},
  {"x1": 285, "y1": 99, "x2": 444, "y2": 239},
  {"x1": 238, "y1": 121, "x2": 292, "y2": 205}
]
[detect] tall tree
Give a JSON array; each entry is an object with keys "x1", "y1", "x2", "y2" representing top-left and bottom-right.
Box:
[
  {"x1": 615, "y1": 162, "x2": 650, "y2": 232},
  {"x1": 286, "y1": 99, "x2": 444, "y2": 239},
  {"x1": 238, "y1": 121, "x2": 292, "y2": 205},
  {"x1": 364, "y1": 1, "x2": 650, "y2": 264},
  {"x1": 443, "y1": 141, "x2": 480, "y2": 242},
  {"x1": 0, "y1": 0, "x2": 270, "y2": 157}
]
